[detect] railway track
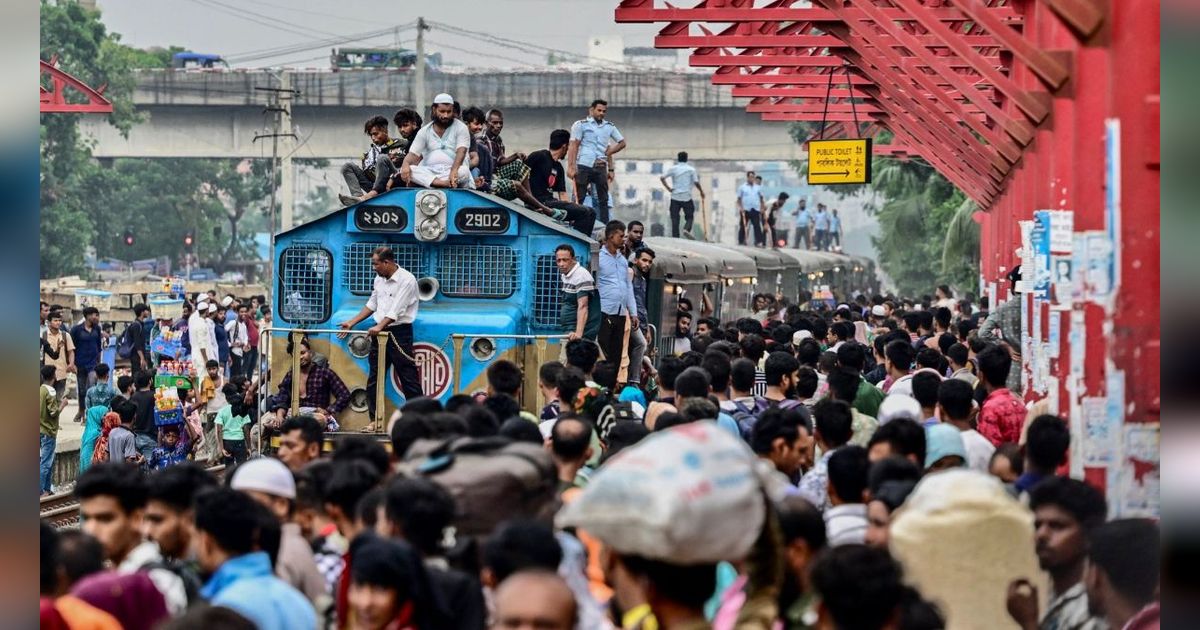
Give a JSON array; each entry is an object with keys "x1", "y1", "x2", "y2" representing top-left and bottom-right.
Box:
[{"x1": 40, "y1": 464, "x2": 226, "y2": 530}]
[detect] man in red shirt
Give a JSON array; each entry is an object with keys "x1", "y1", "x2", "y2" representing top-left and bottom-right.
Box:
[{"x1": 976, "y1": 343, "x2": 1025, "y2": 446}]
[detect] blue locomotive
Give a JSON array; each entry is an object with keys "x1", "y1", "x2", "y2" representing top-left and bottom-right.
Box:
[{"x1": 270, "y1": 188, "x2": 592, "y2": 429}]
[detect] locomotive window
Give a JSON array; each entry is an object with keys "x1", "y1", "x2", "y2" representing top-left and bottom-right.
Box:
[
  {"x1": 532, "y1": 254, "x2": 564, "y2": 328},
  {"x1": 343, "y1": 242, "x2": 423, "y2": 295},
  {"x1": 439, "y1": 245, "x2": 517, "y2": 298},
  {"x1": 279, "y1": 243, "x2": 332, "y2": 325}
]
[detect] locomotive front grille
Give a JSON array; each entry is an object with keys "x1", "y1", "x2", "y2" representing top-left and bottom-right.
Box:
[
  {"x1": 343, "y1": 242, "x2": 423, "y2": 295},
  {"x1": 533, "y1": 255, "x2": 563, "y2": 328},
  {"x1": 280, "y1": 242, "x2": 332, "y2": 324},
  {"x1": 438, "y1": 245, "x2": 517, "y2": 298}
]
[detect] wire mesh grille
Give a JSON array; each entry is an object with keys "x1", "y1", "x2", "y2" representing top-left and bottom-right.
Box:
[
  {"x1": 343, "y1": 242, "x2": 423, "y2": 295},
  {"x1": 438, "y1": 245, "x2": 517, "y2": 298},
  {"x1": 533, "y1": 255, "x2": 564, "y2": 327},
  {"x1": 280, "y1": 242, "x2": 331, "y2": 324}
]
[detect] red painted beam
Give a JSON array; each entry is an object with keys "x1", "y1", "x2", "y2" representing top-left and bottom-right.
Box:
[
  {"x1": 953, "y1": 0, "x2": 1070, "y2": 90},
  {"x1": 40, "y1": 58, "x2": 113, "y2": 114},
  {"x1": 745, "y1": 102, "x2": 883, "y2": 115},
  {"x1": 888, "y1": 0, "x2": 1050, "y2": 124},
  {"x1": 820, "y1": 1, "x2": 1033, "y2": 152},
  {"x1": 655, "y1": 32, "x2": 1003, "y2": 49},
  {"x1": 614, "y1": 4, "x2": 1024, "y2": 24},
  {"x1": 690, "y1": 51, "x2": 1002, "y2": 69},
  {"x1": 759, "y1": 112, "x2": 879, "y2": 122},
  {"x1": 711, "y1": 71, "x2": 873, "y2": 85},
  {"x1": 730, "y1": 86, "x2": 873, "y2": 99}
]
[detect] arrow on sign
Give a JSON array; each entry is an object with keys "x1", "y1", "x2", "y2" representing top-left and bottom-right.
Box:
[{"x1": 813, "y1": 170, "x2": 850, "y2": 177}]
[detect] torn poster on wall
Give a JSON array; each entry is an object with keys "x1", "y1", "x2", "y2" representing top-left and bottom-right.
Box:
[{"x1": 1118, "y1": 423, "x2": 1159, "y2": 518}]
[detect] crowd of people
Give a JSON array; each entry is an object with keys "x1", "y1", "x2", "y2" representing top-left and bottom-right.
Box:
[
  {"x1": 39, "y1": 292, "x2": 273, "y2": 495},
  {"x1": 39, "y1": 97, "x2": 1160, "y2": 630},
  {"x1": 40, "y1": 259, "x2": 1159, "y2": 629}
]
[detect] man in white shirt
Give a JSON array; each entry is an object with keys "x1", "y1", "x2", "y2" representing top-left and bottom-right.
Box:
[
  {"x1": 188, "y1": 300, "x2": 215, "y2": 376},
  {"x1": 659, "y1": 151, "x2": 705, "y2": 238},
  {"x1": 338, "y1": 246, "x2": 423, "y2": 424},
  {"x1": 400, "y1": 93, "x2": 474, "y2": 189},
  {"x1": 937, "y1": 378, "x2": 996, "y2": 473}
]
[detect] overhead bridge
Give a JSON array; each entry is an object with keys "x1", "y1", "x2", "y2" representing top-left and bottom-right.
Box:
[{"x1": 80, "y1": 69, "x2": 823, "y2": 162}]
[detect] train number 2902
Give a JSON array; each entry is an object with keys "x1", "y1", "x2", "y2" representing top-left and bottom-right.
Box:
[{"x1": 455, "y1": 207, "x2": 510, "y2": 234}]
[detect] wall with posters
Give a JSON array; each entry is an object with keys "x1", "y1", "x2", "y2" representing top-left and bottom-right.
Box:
[{"x1": 975, "y1": 3, "x2": 1159, "y2": 517}]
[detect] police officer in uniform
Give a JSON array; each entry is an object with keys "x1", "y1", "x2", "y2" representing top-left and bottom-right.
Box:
[{"x1": 338, "y1": 246, "x2": 423, "y2": 423}]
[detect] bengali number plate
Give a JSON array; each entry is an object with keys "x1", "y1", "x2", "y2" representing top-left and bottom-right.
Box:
[{"x1": 354, "y1": 205, "x2": 408, "y2": 232}]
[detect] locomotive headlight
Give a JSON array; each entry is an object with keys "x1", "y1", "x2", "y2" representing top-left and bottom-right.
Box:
[
  {"x1": 347, "y1": 334, "x2": 371, "y2": 358},
  {"x1": 418, "y1": 218, "x2": 445, "y2": 240},
  {"x1": 416, "y1": 191, "x2": 444, "y2": 216},
  {"x1": 470, "y1": 337, "x2": 496, "y2": 361}
]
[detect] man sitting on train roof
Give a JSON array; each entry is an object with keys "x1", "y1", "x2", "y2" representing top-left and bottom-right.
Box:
[
  {"x1": 266, "y1": 336, "x2": 351, "y2": 432},
  {"x1": 341, "y1": 109, "x2": 423, "y2": 206},
  {"x1": 396, "y1": 93, "x2": 475, "y2": 190}
]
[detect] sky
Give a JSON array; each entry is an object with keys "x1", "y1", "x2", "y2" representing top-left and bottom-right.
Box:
[{"x1": 95, "y1": 0, "x2": 663, "y2": 69}]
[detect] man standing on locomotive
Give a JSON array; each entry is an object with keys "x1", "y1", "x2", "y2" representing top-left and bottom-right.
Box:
[
  {"x1": 596, "y1": 220, "x2": 638, "y2": 385},
  {"x1": 337, "y1": 246, "x2": 423, "y2": 426}
]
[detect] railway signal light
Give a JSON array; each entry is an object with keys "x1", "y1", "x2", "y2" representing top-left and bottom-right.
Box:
[
  {"x1": 123, "y1": 229, "x2": 134, "y2": 247},
  {"x1": 183, "y1": 230, "x2": 194, "y2": 250}
]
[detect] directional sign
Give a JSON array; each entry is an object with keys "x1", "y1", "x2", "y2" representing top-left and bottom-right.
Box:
[{"x1": 807, "y1": 138, "x2": 872, "y2": 185}]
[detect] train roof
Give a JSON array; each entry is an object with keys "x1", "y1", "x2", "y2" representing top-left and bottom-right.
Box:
[
  {"x1": 721, "y1": 245, "x2": 797, "y2": 272},
  {"x1": 643, "y1": 237, "x2": 757, "y2": 281},
  {"x1": 276, "y1": 188, "x2": 592, "y2": 243}
]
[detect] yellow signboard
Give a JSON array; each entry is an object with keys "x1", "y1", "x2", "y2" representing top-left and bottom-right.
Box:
[{"x1": 807, "y1": 138, "x2": 872, "y2": 185}]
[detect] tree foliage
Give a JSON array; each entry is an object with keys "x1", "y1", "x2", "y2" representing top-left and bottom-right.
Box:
[{"x1": 39, "y1": 1, "x2": 273, "y2": 278}]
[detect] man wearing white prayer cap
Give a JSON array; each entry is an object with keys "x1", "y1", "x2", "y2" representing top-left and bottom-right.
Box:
[
  {"x1": 188, "y1": 298, "x2": 215, "y2": 372},
  {"x1": 400, "y1": 92, "x2": 475, "y2": 189}
]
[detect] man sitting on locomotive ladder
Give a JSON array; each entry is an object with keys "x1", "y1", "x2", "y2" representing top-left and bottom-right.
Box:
[
  {"x1": 399, "y1": 93, "x2": 475, "y2": 189},
  {"x1": 341, "y1": 108, "x2": 422, "y2": 206}
]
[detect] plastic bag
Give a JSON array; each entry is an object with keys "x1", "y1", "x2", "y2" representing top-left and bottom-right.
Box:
[{"x1": 557, "y1": 420, "x2": 767, "y2": 564}]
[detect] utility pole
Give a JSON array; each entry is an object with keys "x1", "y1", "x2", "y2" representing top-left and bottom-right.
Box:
[
  {"x1": 414, "y1": 17, "x2": 428, "y2": 109},
  {"x1": 280, "y1": 71, "x2": 295, "y2": 231},
  {"x1": 254, "y1": 77, "x2": 299, "y2": 284}
]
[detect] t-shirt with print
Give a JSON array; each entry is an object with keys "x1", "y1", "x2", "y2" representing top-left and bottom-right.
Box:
[
  {"x1": 560, "y1": 263, "x2": 601, "y2": 339},
  {"x1": 526, "y1": 149, "x2": 565, "y2": 204},
  {"x1": 215, "y1": 406, "x2": 251, "y2": 442}
]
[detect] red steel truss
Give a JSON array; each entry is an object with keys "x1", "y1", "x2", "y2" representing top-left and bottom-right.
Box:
[
  {"x1": 615, "y1": 0, "x2": 1160, "y2": 512},
  {"x1": 40, "y1": 57, "x2": 114, "y2": 114}
]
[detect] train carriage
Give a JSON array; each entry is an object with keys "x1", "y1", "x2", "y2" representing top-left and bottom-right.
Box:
[
  {"x1": 270, "y1": 189, "x2": 592, "y2": 430},
  {"x1": 722, "y1": 245, "x2": 801, "y2": 304},
  {"x1": 640, "y1": 237, "x2": 756, "y2": 358}
]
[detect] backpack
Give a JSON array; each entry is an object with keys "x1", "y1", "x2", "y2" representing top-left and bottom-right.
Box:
[
  {"x1": 399, "y1": 436, "x2": 559, "y2": 538},
  {"x1": 596, "y1": 400, "x2": 640, "y2": 441},
  {"x1": 733, "y1": 397, "x2": 806, "y2": 441},
  {"x1": 140, "y1": 559, "x2": 203, "y2": 608},
  {"x1": 117, "y1": 321, "x2": 139, "y2": 359}
]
